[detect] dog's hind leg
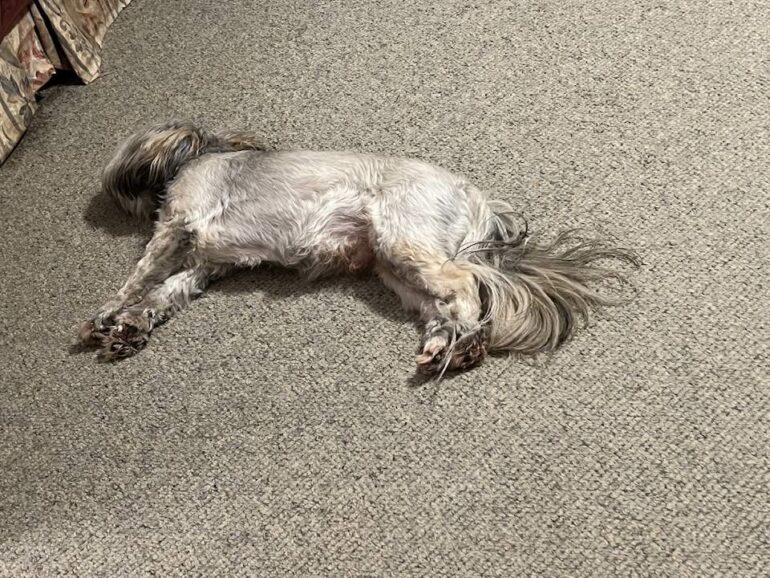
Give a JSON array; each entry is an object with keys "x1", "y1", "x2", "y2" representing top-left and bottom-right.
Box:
[
  {"x1": 78, "y1": 218, "x2": 191, "y2": 349},
  {"x1": 367, "y1": 167, "x2": 493, "y2": 374},
  {"x1": 376, "y1": 245, "x2": 487, "y2": 375},
  {"x1": 94, "y1": 264, "x2": 220, "y2": 360}
]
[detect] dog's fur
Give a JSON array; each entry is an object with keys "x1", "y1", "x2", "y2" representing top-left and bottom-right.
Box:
[{"x1": 78, "y1": 121, "x2": 639, "y2": 375}]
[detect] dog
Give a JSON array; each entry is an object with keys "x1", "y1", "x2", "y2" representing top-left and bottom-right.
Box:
[{"x1": 77, "y1": 121, "x2": 638, "y2": 376}]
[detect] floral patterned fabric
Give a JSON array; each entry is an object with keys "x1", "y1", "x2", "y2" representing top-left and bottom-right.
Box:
[{"x1": 0, "y1": 0, "x2": 131, "y2": 164}]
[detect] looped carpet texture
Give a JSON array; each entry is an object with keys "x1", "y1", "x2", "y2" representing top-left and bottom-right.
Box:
[{"x1": 0, "y1": 0, "x2": 767, "y2": 575}]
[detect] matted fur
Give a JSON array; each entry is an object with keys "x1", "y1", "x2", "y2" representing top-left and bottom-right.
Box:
[{"x1": 79, "y1": 121, "x2": 639, "y2": 375}]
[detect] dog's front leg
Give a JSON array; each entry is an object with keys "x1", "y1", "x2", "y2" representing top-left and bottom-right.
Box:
[
  {"x1": 92, "y1": 265, "x2": 218, "y2": 360},
  {"x1": 79, "y1": 218, "x2": 190, "y2": 350}
]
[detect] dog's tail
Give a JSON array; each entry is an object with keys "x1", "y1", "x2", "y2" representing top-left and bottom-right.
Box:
[
  {"x1": 101, "y1": 120, "x2": 266, "y2": 219},
  {"x1": 459, "y1": 201, "x2": 640, "y2": 354}
]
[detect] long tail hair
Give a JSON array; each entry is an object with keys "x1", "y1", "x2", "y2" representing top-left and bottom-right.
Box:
[
  {"x1": 101, "y1": 120, "x2": 266, "y2": 219},
  {"x1": 461, "y1": 201, "x2": 640, "y2": 354}
]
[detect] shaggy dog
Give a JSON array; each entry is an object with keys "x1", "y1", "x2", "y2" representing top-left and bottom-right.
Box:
[{"x1": 77, "y1": 121, "x2": 638, "y2": 376}]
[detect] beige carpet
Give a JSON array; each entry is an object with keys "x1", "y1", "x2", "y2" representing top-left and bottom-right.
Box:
[{"x1": 1, "y1": 0, "x2": 767, "y2": 575}]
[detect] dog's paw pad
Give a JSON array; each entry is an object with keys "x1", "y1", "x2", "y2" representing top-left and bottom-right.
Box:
[
  {"x1": 454, "y1": 334, "x2": 487, "y2": 370},
  {"x1": 416, "y1": 325, "x2": 488, "y2": 376},
  {"x1": 416, "y1": 334, "x2": 448, "y2": 365},
  {"x1": 97, "y1": 318, "x2": 150, "y2": 361}
]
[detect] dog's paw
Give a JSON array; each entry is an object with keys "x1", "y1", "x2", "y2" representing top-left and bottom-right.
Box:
[
  {"x1": 96, "y1": 309, "x2": 155, "y2": 361},
  {"x1": 452, "y1": 330, "x2": 487, "y2": 371},
  {"x1": 75, "y1": 311, "x2": 116, "y2": 349},
  {"x1": 416, "y1": 320, "x2": 450, "y2": 369},
  {"x1": 416, "y1": 323, "x2": 487, "y2": 375}
]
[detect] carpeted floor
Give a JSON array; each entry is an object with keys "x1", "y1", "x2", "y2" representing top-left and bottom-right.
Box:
[{"x1": 1, "y1": 0, "x2": 768, "y2": 575}]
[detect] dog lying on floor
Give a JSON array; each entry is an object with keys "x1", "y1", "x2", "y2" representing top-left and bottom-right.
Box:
[{"x1": 77, "y1": 121, "x2": 638, "y2": 375}]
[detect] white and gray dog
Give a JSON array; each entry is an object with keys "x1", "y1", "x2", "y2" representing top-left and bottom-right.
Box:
[{"x1": 77, "y1": 121, "x2": 638, "y2": 375}]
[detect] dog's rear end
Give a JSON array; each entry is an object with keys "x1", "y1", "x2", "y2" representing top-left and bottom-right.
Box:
[{"x1": 80, "y1": 121, "x2": 638, "y2": 375}]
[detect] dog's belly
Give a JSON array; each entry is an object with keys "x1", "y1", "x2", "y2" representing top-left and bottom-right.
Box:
[
  {"x1": 193, "y1": 209, "x2": 375, "y2": 274},
  {"x1": 301, "y1": 212, "x2": 375, "y2": 277}
]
